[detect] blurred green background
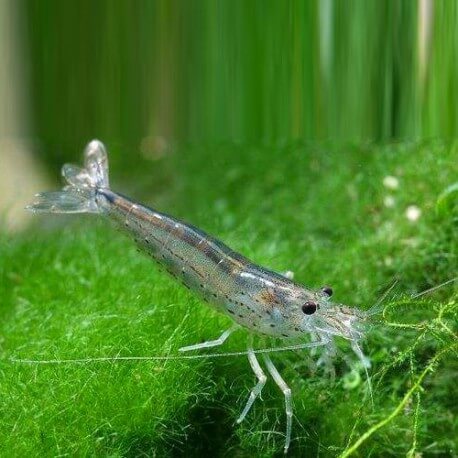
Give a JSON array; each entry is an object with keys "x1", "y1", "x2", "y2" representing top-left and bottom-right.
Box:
[
  {"x1": 2, "y1": 0, "x2": 457, "y2": 208},
  {"x1": 9, "y1": 0, "x2": 458, "y2": 171},
  {"x1": 1, "y1": 1, "x2": 457, "y2": 457}
]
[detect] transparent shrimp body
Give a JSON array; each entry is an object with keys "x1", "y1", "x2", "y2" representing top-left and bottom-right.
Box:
[{"x1": 27, "y1": 140, "x2": 369, "y2": 454}]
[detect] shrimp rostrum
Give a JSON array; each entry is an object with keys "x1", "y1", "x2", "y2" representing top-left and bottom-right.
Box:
[{"x1": 28, "y1": 140, "x2": 371, "y2": 454}]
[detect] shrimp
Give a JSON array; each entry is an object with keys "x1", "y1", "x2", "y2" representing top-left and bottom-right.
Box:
[{"x1": 27, "y1": 140, "x2": 370, "y2": 454}]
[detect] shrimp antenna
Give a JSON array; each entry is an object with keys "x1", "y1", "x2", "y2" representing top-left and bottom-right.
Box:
[
  {"x1": 351, "y1": 340, "x2": 374, "y2": 408},
  {"x1": 411, "y1": 277, "x2": 457, "y2": 299},
  {"x1": 10, "y1": 340, "x2": 328, "y2": 365},
  {"x1": 363, "y1": 362, "x2": 374, "y2": 408},
  {"x1": 366, "y1": 277, "x2": 399, "y2": 317}
]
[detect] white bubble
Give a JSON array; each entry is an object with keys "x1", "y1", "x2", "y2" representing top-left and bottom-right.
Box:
[
  {"x1": 406, "y1": 205, "x2": 422, "y2": 222},
  {"x1": 384, "y1": 195, "x2": 395, "y2": 208},
  {"x1": 383, "y1": 175, "x2": 399, "y2": 190},
  {"x1": 384, "y1": 257, "x2": 393, "y2": 267}
]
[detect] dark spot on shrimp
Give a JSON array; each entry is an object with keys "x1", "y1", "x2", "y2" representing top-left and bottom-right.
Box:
[
  {"x1": 190, "y1": 265, "x2": 204, "y2": 278},
  {"x1": 281, "y1": 333, "x2": 289, "y2": 337},
  {"x1": 199, "y1": 240, "x2": 223, "y2": 265},
  {"x1": 321, "y1": 286, "x2": 333, "y2": 297},
  {"x1": 150, "y1": 234, "x2": 161, "y2": 244},
  {"x1": 228, "y1": 309, "x2": 235, "y2": 315}
]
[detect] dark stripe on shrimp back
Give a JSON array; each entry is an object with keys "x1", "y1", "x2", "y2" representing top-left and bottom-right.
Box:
[{"x1": 101, "y1": 189, "x2": 249, "y2": 274}]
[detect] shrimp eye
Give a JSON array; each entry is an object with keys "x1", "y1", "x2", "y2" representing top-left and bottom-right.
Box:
[
  {"x1": 321, "y1": 286, "x2": 333, "y2": 297},
  {"x1": 302, "y1": 302, "x2": 317, "y2": 315}
]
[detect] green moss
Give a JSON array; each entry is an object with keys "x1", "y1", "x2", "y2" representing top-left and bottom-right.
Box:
[{"x1": 1, "y1": 141, "x2": 457, "y2": 456}]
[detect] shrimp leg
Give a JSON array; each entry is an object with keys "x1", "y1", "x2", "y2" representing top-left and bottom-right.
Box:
[
  {"x1": 263, "y1": 354, "x2": 293, "y2": 454},
  {"x1": 178, "y1": 325, "x2": 238, "y2": 352},
  {"x1": 237, "y1": 344, "x2": 267, "y2": 424}
]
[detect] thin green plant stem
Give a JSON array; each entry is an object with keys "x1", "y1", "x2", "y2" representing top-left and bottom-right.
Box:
[{"x1": 338, "y1": 343, "x2": 457, "y2": 458}]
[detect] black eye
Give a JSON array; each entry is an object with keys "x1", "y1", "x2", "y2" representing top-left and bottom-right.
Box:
[
  {"x1": 321, "y1": 286, "x2": 333, "y2": 297},
  {"x1": 302, "y1": 302, "x2": 317, "y2": 315}
]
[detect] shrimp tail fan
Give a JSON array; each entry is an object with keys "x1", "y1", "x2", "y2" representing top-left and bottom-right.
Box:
[{"x1": 26, "y1": 140, "x2": 110, "y2": 214}]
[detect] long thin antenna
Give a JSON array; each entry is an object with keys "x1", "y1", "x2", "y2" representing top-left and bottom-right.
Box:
[
  {"x1": 411, "y1": 277, "x2": 457, "y2": 299},
  {"x1": 10, "y1": 340, "x2": 327, "y2": 365},
  {"x1": 366, "y1": 278, "x2": 399, "y2": 316}
]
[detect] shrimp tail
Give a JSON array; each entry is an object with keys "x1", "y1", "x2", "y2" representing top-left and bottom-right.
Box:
[{"x1": 26, "y1": 140, "x2": 109, "y2": 214}]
